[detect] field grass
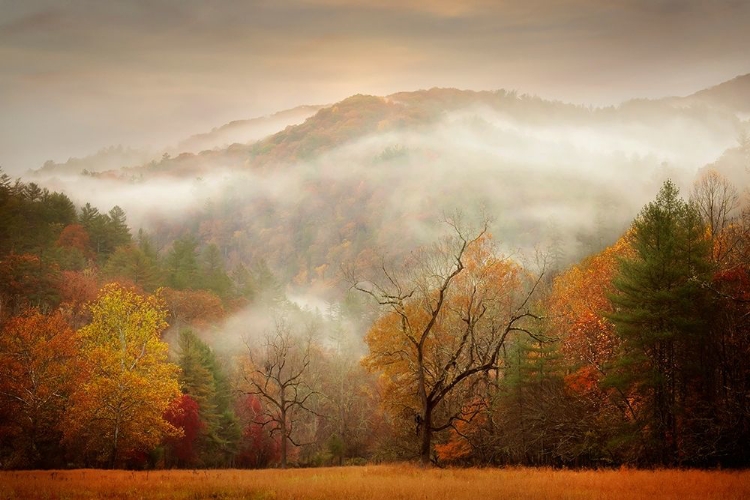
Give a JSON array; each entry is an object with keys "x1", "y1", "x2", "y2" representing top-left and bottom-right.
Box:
[{"x1": 0, "y1": 465, "x2": 748, "y2": 500}]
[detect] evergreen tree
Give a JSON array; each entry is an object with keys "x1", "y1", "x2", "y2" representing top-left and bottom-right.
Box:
[
  {"x1": 252, "y1": 259, "x2": 283, "y2": 303},
  {"x1": 40, "y1": 191, "x2": 77, "y2": 227},
  {"x1": 483, "y1": 336, "x2": 584, "y2": 466},
  {"x1": 231, "y1": 263, "x2": 256, "y2": 301},
  {"x1": 79, "y1": 203, "x2": 107, "y2": 256},
  {"x1": 105, "y1": 206, "x2": 132, "y2": 251},
  {"x1": 103, "y1": 246, "x2": 162, "y2": 291},
  {"x1": 177, "y1": 330, "x2": 240, "y2": 466},
  {"x1": 606, "y1": 180, "x2": 713, "y2": 465},
  {"x1": 167, "y1": 236, "x2": 200, "y2": 289},
  {"x1": 137, "y1": 229, "x2": 159, "y2": 262},
  {"x1": 200, "y1": 244, "x2": 233, "y2": 299}
]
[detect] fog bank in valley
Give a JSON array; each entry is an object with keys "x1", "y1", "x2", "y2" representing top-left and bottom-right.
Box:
[{"x1": 23, "y1": 89, "x2": 749, "y2": 352}]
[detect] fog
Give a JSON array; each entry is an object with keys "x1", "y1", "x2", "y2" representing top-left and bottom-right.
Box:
[
  {"x1": 9, "y1": 83, "x2": 749, "y2": 363},
  {"x1": 29, "y1": 93, "x2": 746, "y2": 291}
]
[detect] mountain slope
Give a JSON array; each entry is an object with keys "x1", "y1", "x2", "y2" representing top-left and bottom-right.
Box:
[
  {"x1": 683, "y1": 73, "x2": 750, "y2": 113},
  {"x1": 29, "y1": 76, "x2": 747, "y2": 300},
  {"x1": 29, "y1": 105, "x2": 326, "y2": 177}
]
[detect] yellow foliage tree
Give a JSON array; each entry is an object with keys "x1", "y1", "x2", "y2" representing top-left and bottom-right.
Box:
[{"x1": 63, "y1": 283, "x2": 181, "y2": 467}]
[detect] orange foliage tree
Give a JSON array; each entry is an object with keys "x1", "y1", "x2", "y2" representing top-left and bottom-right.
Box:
[
  {"x1": 548, "y1": 236, "x2": 633, "y2": 391},
  {"x1": 63, "y1": 284, "x2": 181, "y2": 468},
  {"x1": 0, "y1": 309, "x2": 80, "y2": 468},
  {"x1": 57, "y1": 269, "x2": 99, "y2": 328},
  {"x1": 161, "y1": 287, "x2": 226, "y2": 330},
  {"x1": 354, "y1": 220, "x2": 543, "y2": 464},
  {"x1": 56, "y1": 224, "x2": 92, "y2": 255},
  {"x1": 546, "y1": 235, "x2": 640, "y2": 439}
]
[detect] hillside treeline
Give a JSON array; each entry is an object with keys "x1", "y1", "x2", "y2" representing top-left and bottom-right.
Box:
[{"x1": 0, "y1": 167, "x2": 748, "y2": 469}]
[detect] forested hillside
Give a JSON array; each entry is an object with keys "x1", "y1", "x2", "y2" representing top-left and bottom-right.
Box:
[{"x1": 2, "y1": 75, "x2": 749, "y2": 469}]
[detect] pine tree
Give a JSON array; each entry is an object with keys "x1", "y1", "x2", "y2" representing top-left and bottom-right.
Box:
[
  {"x1": 167, "y1": 236, "x2": 200, "y2": 290},
  {"x1": 200, "y1": 244, "x2": 233, "y2": 299},
  {"x1": 79, "y1": 203, "x2": 107, "y2": 257},
  {"x1": 105, "y1": 206, "x2": 132, "y2": 251},
  {"x1": 177, "y1": 330, "x2": 240, "y2": 467},
  {"x1": 606, "y1": 180, "x2": 713, "y2": 465}
]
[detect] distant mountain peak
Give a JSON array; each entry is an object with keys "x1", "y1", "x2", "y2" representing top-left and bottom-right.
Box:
[{"x1": 176, "y1": 104, "x2": 325, "y2": 153}]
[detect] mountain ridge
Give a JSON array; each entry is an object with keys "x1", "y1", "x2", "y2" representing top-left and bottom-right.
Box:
[{"x1": 29, "y1": 73, "x2": 749, "y2": 179}]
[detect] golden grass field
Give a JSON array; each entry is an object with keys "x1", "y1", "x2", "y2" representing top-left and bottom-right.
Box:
[{"x1": 1, "y1": 465, "x2": 748, "y2": 500}]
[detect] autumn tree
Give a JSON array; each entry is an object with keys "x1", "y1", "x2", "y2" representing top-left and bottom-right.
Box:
[
  {"x1": 242, "y1": 317, "x2": 319, "y2": 468},
  {"x1": 236, "y1": 394, "x2": 281, "y2": 468},
  {"x1": 441, "y1": 241, "x2": 642, "y2": 467},
  {"x1": 353, "y1": 219, "x2": 543, "y2": 465},
  {"x1": 0, "y1": 310, "x2": 80, "y2": 468},
  {"x1": 163, "y1": 394, "x2": 203, "y2": 467},
  {"x1": 708, "y1": 256, "x2": 750, "y2": 464},
  {"x1": 57, "y1": 269, "x2": 99, "y2": 329},
  {"x1": 161, "y1": 288, "x2": 225, "y2": 330},
  {"x1": 63, "y1": 284, "x2": 181, "y2": 468},
  {"x1": 54, "y1": 224, "x2": 94, "y2": 270},
  {"x1": 698, "y1": 196, "x2": 750, "y2": 464},
  {"x1": 607, "y1": 180, "x2": 713, "y2": 465},
  {"x1": 546, "y1": 235, "x2": 638, "y2": 449}
]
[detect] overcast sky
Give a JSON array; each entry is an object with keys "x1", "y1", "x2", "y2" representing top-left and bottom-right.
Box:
[{"x1": 1, "y1": 0, "x2": 749, "y2": 173}]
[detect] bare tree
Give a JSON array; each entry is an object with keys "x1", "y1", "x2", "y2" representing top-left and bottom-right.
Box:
[
  {"x1": 242, "y1": 318, "x2": 318, "y2": 468},
  {"x1": 349, "y1": 217, "x2": 545, "y2": 465},
  {"x1": 691, "y1": 169, "x2": 740, "y2": 264}
]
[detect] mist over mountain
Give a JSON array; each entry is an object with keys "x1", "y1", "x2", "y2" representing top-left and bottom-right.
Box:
[
  {"x1": 26, "y1": 76, "x2": 749, "y2": 312},
  {"x1": 28, "y1": 105, "x2": 326, "y2": 178}
]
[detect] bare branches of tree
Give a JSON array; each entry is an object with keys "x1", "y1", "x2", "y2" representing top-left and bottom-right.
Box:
[
  {"x1": 241, "y1": 317, "x2": 319, "y2": 468},
  {"x1": 349, "y1": 216, "x2": 545, "y2": 465}
]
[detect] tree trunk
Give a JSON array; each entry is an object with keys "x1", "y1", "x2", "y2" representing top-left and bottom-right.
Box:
[
  {"x1": 419, "y1": 409, "x2": 432, "y2": 466},
  {"x1": 110, "y1": 417, "x2": 120, "y2": 469},
  {"x1": 280, "y1": 406, "x2": 287, "y2": 469}
]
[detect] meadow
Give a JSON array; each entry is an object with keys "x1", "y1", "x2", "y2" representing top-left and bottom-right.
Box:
[{"x1": 1, "y1": 465, "x2": 748, "y2": 500}]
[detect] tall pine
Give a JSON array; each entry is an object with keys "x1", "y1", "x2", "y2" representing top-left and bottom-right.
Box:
[
  {"x1": 177, "y1": 330, "x2": 240, "y2": 467},
  {"x1": 607, "y1": 180, "x2": 712, "y2": 465}
]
